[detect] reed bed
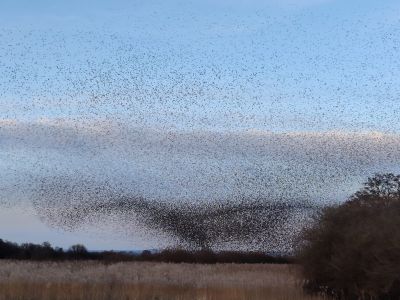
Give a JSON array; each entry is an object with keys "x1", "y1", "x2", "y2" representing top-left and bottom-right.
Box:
[{"x1": 0, "y1": 261, "x2": 326, "y2": 300}]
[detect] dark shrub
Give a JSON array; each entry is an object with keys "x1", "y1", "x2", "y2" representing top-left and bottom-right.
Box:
[
  {"x1": 68, "y1": 244, "x2": 89, "y2": 259},
  {"x1": 0, "y1": 239, "x2": 20, "y2": 259},
  {"x1": 298, "y1": 174, "x2": 400, "y2": 299}
]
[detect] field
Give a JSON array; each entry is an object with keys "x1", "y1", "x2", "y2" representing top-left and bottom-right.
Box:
[{"x1": 0, "y1": 261, "x2": 326, "y2": 300}]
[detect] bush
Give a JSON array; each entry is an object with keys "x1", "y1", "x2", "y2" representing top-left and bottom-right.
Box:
[
  {"x1": 298, "y1": 174, "x2": 400, "y2": 299},
  {"x1": 68, "y1": 244, "x2": 89, "y2": 259}
]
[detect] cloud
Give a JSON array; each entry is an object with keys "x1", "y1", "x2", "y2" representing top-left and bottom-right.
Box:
[{"x1": 1, "y1": 118, "x2": 400, "y2": 204}]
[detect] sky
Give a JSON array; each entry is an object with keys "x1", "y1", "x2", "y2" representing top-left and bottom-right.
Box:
[{"x1": 1, "y1": 0, "x2": 400, "y2": 249}]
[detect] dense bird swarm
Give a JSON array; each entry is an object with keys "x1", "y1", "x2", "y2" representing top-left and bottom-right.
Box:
[
  {"x1": 34, "y1": 176, "x2": 317, "y2": 251},
  {"x1": 1, "y1": 1, "x2": 400, "y2": 251}
]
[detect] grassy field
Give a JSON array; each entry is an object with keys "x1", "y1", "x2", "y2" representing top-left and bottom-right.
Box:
[{"x1": 0, "y1": 261, "x2": 326, "y2": 300}]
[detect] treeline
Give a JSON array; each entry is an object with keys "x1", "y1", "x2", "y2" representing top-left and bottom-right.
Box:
[
  {"x1": 0, "y1": 240, "x2": 92, "y2": 261},
  {"x1": 0, "y1": 239, "x2": 290, "y2": 264},
  {"x1": 298, "y1": 173, "x2": 400, "y2": 299}
]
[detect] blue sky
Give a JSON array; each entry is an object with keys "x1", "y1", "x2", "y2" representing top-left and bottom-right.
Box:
[
  {"x1": 1, "y1": 0, "x2": 400, "y2": 132},
  {"x1": 1, "y1": 0, "x2": 400, "y2": 249}
]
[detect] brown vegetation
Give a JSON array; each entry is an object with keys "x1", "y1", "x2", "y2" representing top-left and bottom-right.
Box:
[
  {"x1": 0, "y1": 261, "x2": 325, "y2": 300},
  {"x1": 298, "y1": 174, "x2": 400, "y2": 299}
]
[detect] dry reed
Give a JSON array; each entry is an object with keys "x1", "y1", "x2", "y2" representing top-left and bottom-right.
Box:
[{"x1": 0, "y1": 261, "x2": 326, "y2": 300}]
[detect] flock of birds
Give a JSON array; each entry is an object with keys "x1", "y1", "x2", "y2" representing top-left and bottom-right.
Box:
[
  {"x1": 1, "y1": 2, "x2": 400, "y2": 251},
  {"x1": 32, "y1": 173, "x2": 322, "y2": 252}
]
